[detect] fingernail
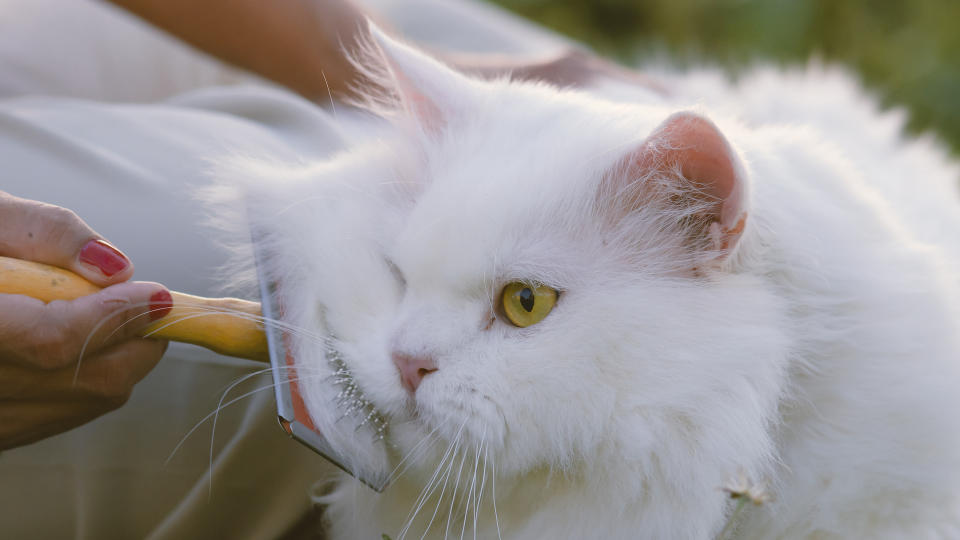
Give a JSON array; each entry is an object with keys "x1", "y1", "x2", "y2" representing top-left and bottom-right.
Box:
[
  {"x1": 148, "y1": 289, "x2": 173, "y2": 321},
  {"x1": 79, "y1": 239, "x2": 130, "y2": 277}
]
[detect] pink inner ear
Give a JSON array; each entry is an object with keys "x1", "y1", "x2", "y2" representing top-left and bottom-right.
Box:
[
  {"x1": 639, "y1": 112, "x2": 747, "y2": 254},
  {"x1": 397, "y1": 76, "x2": 443, "y2": 131}
]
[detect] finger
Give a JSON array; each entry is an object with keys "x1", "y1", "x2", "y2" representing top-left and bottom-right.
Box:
[
  {"x1": 0, "y1": 398, "x2": 108, "y2": 451},
  {"x1": 0, "y1": 191, "x2": 133, "y2": 286},
  {"x1": 72, "y1": 338, "x2": 168, "y2": 401},
  {"x1": 0, "y1": 281, "x2": 173, "y2": 370},
  {"x1": 0, "y1": 338, "x2": 168, "y2": 401}
]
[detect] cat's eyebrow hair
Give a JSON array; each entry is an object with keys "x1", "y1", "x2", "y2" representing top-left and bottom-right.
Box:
[{"x1": 384, "y1": 255, "x2": 407, "y2": 289}]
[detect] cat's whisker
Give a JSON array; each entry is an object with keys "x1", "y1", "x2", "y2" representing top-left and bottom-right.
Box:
[
  {"x1": 320, "y1": 69, "x2": 338, "y2": 120},
  {"x1": 95, "y1": 302, "x2": 383, "y2": 443},
  {"x1": 399, "y1": 421, "x2": 460, "y2": 533},
  {"x1": 93, "y1": 305, "x2": 167, "y2": 347},
  {"x1": 491, "y1": 450, "x2": 502, "y2": 540},
  {"x1": 204, "y1": 365, "x2": 332, "y2": 498},
  {"x1": 398, "y1": 422, "x2": 464, "y2": 540},
  {"x1": 206, "y1": 366, "x2": 279, "y2": 496},
  {"x1": 208, "y1": 364, "x2": 331, "y2": 406},
  {"x1": 443, "y1": 432, "x2": 472, "y2": 540},
  {"x1": 388, "y1": 418, "x2": 449, "y2": 484},
  {"x1": 460, "y1": 437, "x2": 483, "y2": 540},
  {"x1": 208, "y1": 364, "x2": 303, "y2": 402},
  {"x1": 389, "y1": 431, "x2": 439, "y2": 482},
  {"x1": 69, "y1": 266, "x2": 393, "y2": 464},
  {"x1": 475, "y1": 437, "x2": 489, "y2": 540},
  {"x1": 460, "y1": 443, "x2": 480, "y2": 540},
  {"x1": 164, "y1": 371, "x2": 328, "y2": 467},
  {"x1": 77, "y1": 300, "x2": 334, "y2": 380},
  {"x1": 201, "y1": 373, "x2": 327, "y2": 496},
  {"x1": 401, "y1": 418, "x2": 468, "y2": 539},
  {"x1": 418, "y1": 434, "x2": 463, "y2": 540},
  {"x1": 73, "y1": 301, "x2": 191, "y2": 383},
  {"x1": 470, "y1": 432, "x2": 487, "y2": 539},
  {"x1": 442, "y1": 428, "x2": 477, "y2": 537},
  {"x1": 172, "y1": 301, "x2": 333, "y2": 343},
  {"x1": 388, "y1": 428, "x2": 439, "y2": 479},
  {"x1": 137, "y1": 303, "x2": 332, "y2": 346}
]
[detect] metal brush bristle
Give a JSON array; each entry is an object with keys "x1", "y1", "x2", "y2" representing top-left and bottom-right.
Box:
[{"x1": 327, "y1": 347, "x2": 389, "y2": 441}]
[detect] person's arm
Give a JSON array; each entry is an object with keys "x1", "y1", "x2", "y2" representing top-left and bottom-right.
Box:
[
  {"x1": 107, "y1": 0, "x2": 657, "y2": 101},
  {"x1": 108, "y1": 0, "x2": 371, "y2": 102},
  {"x1": 0, "y1": 192, "x2": 172, "y2": 450}
]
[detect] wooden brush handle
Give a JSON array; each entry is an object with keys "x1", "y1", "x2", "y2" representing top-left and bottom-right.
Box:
[{"x1": 0, "y1": 256, "x2": 268, "y2": 362}]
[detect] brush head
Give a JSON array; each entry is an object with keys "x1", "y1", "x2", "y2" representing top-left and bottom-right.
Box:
[{"x1": 253, "y1": 231, "x2": 392, "y2": 492}]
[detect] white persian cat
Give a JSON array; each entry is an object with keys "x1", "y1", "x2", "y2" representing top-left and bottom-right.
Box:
[{"x1": 211, "y1": 25, "x2": 960, "y2": 540}]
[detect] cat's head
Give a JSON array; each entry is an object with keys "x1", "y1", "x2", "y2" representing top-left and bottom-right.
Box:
[{"x1": 253, "y1": 25, "x2": 788, "y2": 494}]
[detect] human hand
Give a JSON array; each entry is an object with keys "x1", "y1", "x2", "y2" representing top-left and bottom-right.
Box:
[
  {"x1": 448, "y1": 48, "x2": 665, "y2": 94},
  {"x1": 0, "y1": 191, "x2": 172, "y2": 450}
]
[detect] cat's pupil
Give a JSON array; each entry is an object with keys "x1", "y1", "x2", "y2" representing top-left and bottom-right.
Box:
[{"x1": 519, "y1": 288, "x2": 535, "y2": 312}]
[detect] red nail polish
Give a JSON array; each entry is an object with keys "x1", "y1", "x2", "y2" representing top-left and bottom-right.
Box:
[
  {"x1": 78, "y1": 239, "x2": 129, "y2": 277},
  {"x1": 149, "y1": 289, "x2": 173, "y2": 321}
]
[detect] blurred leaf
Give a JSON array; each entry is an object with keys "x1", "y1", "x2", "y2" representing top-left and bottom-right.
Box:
[{"x1": 491, "y1": 0, "x2": 960, "y2": 156}]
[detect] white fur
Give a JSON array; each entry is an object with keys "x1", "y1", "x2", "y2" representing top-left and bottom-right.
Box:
[{"x1": 209, "y1": 31, "x2": 960, "y2": 540}]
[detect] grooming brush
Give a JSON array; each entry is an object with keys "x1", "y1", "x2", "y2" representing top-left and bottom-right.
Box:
[{"x1": 0, "y1": 254, "x2": 390, "y2": 491}]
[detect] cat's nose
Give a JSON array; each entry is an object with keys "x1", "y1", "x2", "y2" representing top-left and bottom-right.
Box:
[{"x1": 392, "y1": 351, "x2": 438, "y2": 393}]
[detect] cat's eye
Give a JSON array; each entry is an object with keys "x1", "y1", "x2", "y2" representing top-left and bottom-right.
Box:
[{"x1": 501, "y1": 282, "x2": 557, "y2": 328}]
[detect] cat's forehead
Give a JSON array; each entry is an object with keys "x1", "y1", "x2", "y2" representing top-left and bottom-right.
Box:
[{"x1": 391, "y1": 94, "x2": 665, "y2": 287}]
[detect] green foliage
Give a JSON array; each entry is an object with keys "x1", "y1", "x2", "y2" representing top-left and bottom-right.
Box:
[{"x1": 492, "y1": 0, "x2": 960, "y2": 155}]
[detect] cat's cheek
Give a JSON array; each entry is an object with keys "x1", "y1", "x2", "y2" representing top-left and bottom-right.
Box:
[
  {"x1": 361, "y1": 375, "x2": 409, "y2": 419},
  {"x1": 354, "y1": 360, "x2": 410, "y2": 419},
  {"x1": 331, "y1": 335, "x2": 409, "y2": 420}
]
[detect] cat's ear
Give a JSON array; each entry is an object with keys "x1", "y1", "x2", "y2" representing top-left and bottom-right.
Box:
[
  {"x1": 620, "y1": 111, "x2": 748, "y2": 261},
  {"x1": 365, "y1": 21, "x2": 471, "y2": 131}
]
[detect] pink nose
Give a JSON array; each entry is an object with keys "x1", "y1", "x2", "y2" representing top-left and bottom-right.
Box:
[{"x1": 392, "y1": 352, "x2": 438, "y2": 393}]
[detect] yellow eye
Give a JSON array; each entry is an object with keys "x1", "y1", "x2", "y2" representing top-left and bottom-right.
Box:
[{"x1": 501, "y1": 282, "x2": 558, "y2": 328}]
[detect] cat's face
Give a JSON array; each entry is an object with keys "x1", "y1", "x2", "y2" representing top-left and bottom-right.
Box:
[
  {"x1": 279, "y1": 28, "x2": 786, "y2": 490},
  {"x1": 319, "y1": 104, "x2": 647, "y2": 476}
]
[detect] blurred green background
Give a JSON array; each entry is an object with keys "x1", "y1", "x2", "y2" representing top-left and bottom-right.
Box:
[{"x1": 491, "y1": 0, "x2": 960, "y2": 157}]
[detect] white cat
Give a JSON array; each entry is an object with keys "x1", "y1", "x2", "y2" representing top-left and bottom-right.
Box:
[{"x1": 212, "y1": 25, "x2": 960, "y2": 540}]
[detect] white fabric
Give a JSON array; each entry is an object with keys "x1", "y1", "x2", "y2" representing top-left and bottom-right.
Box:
[
  {"x1": 0, "y1": 0, "x2": 560, "y2": 538},
  {"x1": 0, "y1": 0, "x2": 257, "y2": 102}
]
